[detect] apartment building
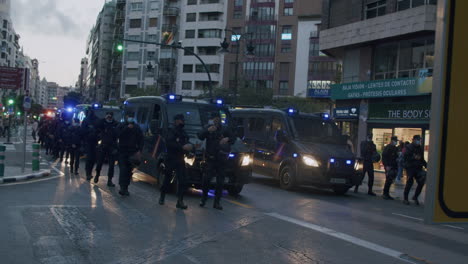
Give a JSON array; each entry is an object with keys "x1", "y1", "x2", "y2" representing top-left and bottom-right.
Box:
[
  {"x1": 77, "y1": 58, "x2": 88, "y2": 95},
  {"x1": 86, "y1": 1, "x2": 116, "y2": 102},
  {"x1": 175, "y1": 0, "x2": 227, "y2": 96},
  {"x1": 0, "y1": 0, "x2": 20, "y2": 69},
  {"x1": 320, "y1": 0, "x2": 436, "y2": 157},
  {"x1": 223, "y1": 0, "x2": 337, "y2": 98}
]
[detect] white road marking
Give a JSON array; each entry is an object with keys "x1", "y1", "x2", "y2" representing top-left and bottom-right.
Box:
[
  {"x1": 184, "y1": 255, "x2": 203, "y2": 264},
  {"x1": 266, "y1": 212, "x2": 422, "y2": 264},
  {"x1": 392, "y1": 213, "x2": 423, "y2": 221},
  {"x1": 443, "y1": 225, "x2": 465, "y2": 230}
]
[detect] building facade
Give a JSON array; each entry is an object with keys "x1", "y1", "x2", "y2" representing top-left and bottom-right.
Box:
[
  {"x1": 320, "y1": 0, "x2": 436, "y2": 159},
  {"x1": 46, "y1": 82, "x2": 59, "y2": 109},
  {"x1": 38, "y1": 78, "x2": 48, "y2": 107},
  {"x1": 0, "y1": 0, "x2": 20, "y2": 69},
  {"x1": 223, "y1": 0, "x2": 337, "y2": 98},
  {"x1": 86, "y1": 1, "x2": 117, "y2": 102},
  {"x1": 77, "y1": 58, "x2": 88, "y2": 95},
  {"x1": 175, "y1": 0, "x2": 227, "y2": 96}
]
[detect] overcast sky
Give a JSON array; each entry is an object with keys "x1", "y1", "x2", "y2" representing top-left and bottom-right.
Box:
[{"x1": 11, "y1": 0, "x2": 106, "y2": 87}]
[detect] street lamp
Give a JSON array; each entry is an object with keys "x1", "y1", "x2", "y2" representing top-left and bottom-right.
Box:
[{"x1": 220, "y1": 29, "x2": 255, "y2": 105}]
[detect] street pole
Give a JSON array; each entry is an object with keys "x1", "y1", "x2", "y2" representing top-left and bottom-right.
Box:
[
  {"x1": 233, "y1": 42, "x2": 240, "y2": 105},
  {"x1": 5, "y1": 116, "x2": 11, "y2": 144},
  {"x1": 21, "y1": 113, "x2": 27, "y2": 173}
]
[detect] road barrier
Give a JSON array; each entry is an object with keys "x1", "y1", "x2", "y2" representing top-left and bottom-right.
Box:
[
  {"x1": 0, "y1": 145, "x2": 5, "y2": 177},
  {"x1": 32, "y1": 144, "x2": 40, "y2": 171}
]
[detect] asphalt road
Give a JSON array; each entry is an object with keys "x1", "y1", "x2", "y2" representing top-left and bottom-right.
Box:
[{"x1": 0, "y1": 157, "x2": 467, "y2": 264}]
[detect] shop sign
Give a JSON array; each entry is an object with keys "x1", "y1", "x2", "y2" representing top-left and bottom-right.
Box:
[
  {"x1": 334, "y1": 107, "x2": 359, "y2": 119},
  {"x1": 331, "y1": 77, "x2": 432, "y2": 100},
  {"x1": 307, "y1": 80, "x2": 331, "y2": 98},
  {"x1": 368, "y1": 103, "x2": 431, "y2": 120}
]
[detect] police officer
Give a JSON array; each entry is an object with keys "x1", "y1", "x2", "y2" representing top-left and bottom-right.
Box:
[
  {"x1": 382, "y1": 136, "x2": 399, "y2": 200},
  {"x1": 159, "y1": 114, "x2": 192, "y2": 209},
  {"x1": 56, "y1": 117, "x2": 72, "y2": 163},
  {"x1": 356, "y1": 134, "x2": 378, "y2": 196},
  {"x1": 69, "y1": 118, "x2": 83, "y2": 175},
  {"x1": 403, "y1": 135, "x2": 427, "y2": 205},
  {"x1": 82, "y1": 108, "x2": 100, "y2": 181},
  {"x1": 198, "y1": 112, "x2": 235, "y2": 210},
  {"x1": 94, "y1": 112, "x2": 119, "y2": 187},
  {"x1": 117, "y1": 112, "x2": 144, "y2": 196}
]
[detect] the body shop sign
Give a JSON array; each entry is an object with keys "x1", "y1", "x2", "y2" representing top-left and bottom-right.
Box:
[
  {"x1": 368, "y1": 103, "x2": 431, "y2": 120},
  {"x1": 331, "y1": 77, "x2": 432, "y2": 100}
]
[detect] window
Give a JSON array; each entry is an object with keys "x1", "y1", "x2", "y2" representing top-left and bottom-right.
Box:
[
  {"x1": 279, "y1": 63, "x2": 290, "y2": 80},
  {"x1": 198, "y1": 29, "x2": 222, "y2": 38},
  {"x1": 127, "y1": 52, "x2": 140, "y2": 61},
  {"x1": 185, "y1": 30, "x2": 195, "y2": 38},
  {"x1": 147, "y1": 51, "x2": 156, "y2": 60},
  {"x1": 186, "y1": 13, "x2": 197, "y2": 22},
  {"x1": 281, "y1": 26, "x2": 292, "y2": 40},
  {"x1": 281, "y1": 47, "x2": 291, "y2": 53},
  {"x1": 284, "y1": 0, "x2": 294, "y2": 3},
  {"x1": 255, "y1": 44, "x2": 275, "y2": 57},
  {"x1": 187, "y1": 0, "x2": 197, "y2": 5},
  {"x1": 198, "y1": 46, "x2": 218, "y2": 55},
  {"x1": 131, "y1": 2, "x2": 143, "y2": 11},
  {"x1": 199, "y1": 12, "x2": 220, "y2": 21},
  {"x1": 182, "y1": 81, "x2": 192, "y2": 90},
  {"x1": 283, "y1": 7, "x2": 293, "y2": 16},
  {"x1": 365, "y1": 1, "x2": 386, "y2": 19},
  {"x1": 130, "y1": 19, "x2": 142, "y2": 28},
  {"x1": 126, "y1": 68, "x2": 139, "y2": 77},
  {"x1": 233, "y1": 10, "x2": 243, "y2": 19},
  {"x1": 279, "y1": 81, "x2": 289, "y2": 95},
  {"x1": 248, "y1": 118, "x2": 267, "y2": 133},
  {"x1": 251, "y1": 7, "x2": 275, "y2": 20},
  {"x1": 147, "y1": 34, "x2": 159, "y2": 42},
  {"x1": 234, "y1": 0, "x2": 243, "y2": 6},
  {"x1": 149, "y1": 18, "x2": 158, "y2": 27},
  {"x1": 183, "y1": 64, "x2": 193, "y2": 73},
  {"x1": 397, "y1": 0, "x2": 435, "y2": 11},
  {"x1": 196, "y1": 64, "x2": 220, "y2": 73},
  {"x1": 184, "y1": 47, "x2": 195, "y2": 55},
  {"x1": 150, "y1": 1, "x2": 160, "y2": 10},
  {"x1": 195, "y1": 81, "x2": 212, "y2": 90},
  {"x1": 309, "y1": 40, "x2": 319, "y2": 57}
]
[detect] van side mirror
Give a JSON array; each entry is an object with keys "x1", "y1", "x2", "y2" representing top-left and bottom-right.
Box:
[
  {"x1": 150, "y1": 120, "x2": 160, "y2": 134},
  {"x1": 235, "y1": 126, "x2": 245, "y2": 139},
  {"x1": 276, "y1": 130, "x2": 289, "y2": 143}
]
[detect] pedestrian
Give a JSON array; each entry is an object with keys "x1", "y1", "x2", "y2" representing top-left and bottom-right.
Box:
[
  {"x1": 94, "y1": 112, "x2": 119, "y2": 187},
  {"x1": 403, "y1": 135, "x2": 427, "y2": 205},
  {"x1": 198, "y1": 112, "x2": 235, "y2": 210},
  {"x1": 117, "y1": 112, "x2": 144, "y2": 196},
  {"x1": 355, "y1": 133, "x2": 378, "y2": 196},
  {"x1": 396, "y1": 141, "x2": 405, "y2": 183},
  {"x1": 69, "y1": 118, "x2": 83, "y2": 175},
  {"x1": 159, "y1": 114, "x2": 193, "y2": 209},
  {"x1": 31, "y1": 119, "x2": 39, "y2": 143},
  {"x1": 382, "y1": 136, "x2": 399, "y2": 200},
  {"x1": 0, "y1": 116, "x2": 4, "y2": 138},
  {"x1": 81, "y1": 108, "x2": 100, "y2": 181}
]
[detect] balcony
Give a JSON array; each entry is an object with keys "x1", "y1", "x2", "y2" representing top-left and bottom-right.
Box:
[
  {"x1": 320, "y1": 5, "x2": 436, "y2": 52},
  {"x1": 158, "y1": 74, "x2": 175, "y2": 85},
  {"x1": 161, "y1": 24, "x2": 178, "y2": 33},
  {"x1": 163, "y1": 7, "x2": 179, "y2": 16}
]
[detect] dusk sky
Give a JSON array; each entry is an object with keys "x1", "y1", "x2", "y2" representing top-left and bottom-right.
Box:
[{"x1": 11, "y1": 0, "x2": 106, "y2": 87}]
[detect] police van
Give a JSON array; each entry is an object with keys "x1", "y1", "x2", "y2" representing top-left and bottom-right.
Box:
[
  {"x1": 74, "y1": 104, "x2": 122, "y2": 123},
  {"x1": 231, "y1": 108, "x2": 362, "y2": 195},
  {"x1": 122, "y1": 95, "x2": 252, "y2": 195}
]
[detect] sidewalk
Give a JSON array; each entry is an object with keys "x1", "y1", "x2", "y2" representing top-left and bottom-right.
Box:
[
  {"x1": 357, "y1": 171, "x2": 426, "y2": 204},
  {"x1": 1, "y1": 167, "x2": 51, "y2": 183}
]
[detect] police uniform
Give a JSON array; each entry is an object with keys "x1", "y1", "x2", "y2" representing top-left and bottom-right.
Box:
[
  {"x1": 403, "y1": 135, "x2": 427, "y2": 205},
  {"x1": 382, "y1": 136, "x2": 399, "y2": 200},
  {"x1": 198, "y1": 113, "x2": 235, "y2": 210},
  {"x1": 117, "y1": 113, "x2": 144, "y2": 196},
  {"x1": 95, "y1": 113, "x2": 119, "y2": 186},
  {"x1": 56, "y1": 119, "x2": 72, "y2": 162},
  {"x1": 69, "y1": 119, "x2": 83, "y2": 175},
  {"x1": 358, "y1": 135, "x2": 378, "y2": 195},
  {"x1": 159, "y1": 114, "x2": 190, "y2": 209},
  {"x1": 81, "y1": 110, "x2": 100, "y2": 181}
]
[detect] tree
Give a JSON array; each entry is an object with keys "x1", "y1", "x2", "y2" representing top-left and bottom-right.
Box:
[
  {"x1": 63, "y1": 92, "x2": 82, "y2": 107},
  {"x1": 29, "y1": 103, "x2": 43, "y2": 116},
  {"x1": 126, "y1": 86, "x2": 160, "y2": 97}
]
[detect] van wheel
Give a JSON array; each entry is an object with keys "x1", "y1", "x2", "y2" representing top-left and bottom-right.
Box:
[
  {"x1": 333, "y1": 186, "x2": 350, "y2": 195},
  {"x1": 228, "y1": 184, "x2": 244, "y2": 196},
  {"x1": 280, "y1": 166, "x2": 297, "y2": 190}
]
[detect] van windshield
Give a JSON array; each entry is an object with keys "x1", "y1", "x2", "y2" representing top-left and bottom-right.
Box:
[
  {"x1": 291, "y1": 117, "x2": 344, "y2": 144},
  {"x1": 166, "y1": 104, "x2": 229, "y2": 130}
]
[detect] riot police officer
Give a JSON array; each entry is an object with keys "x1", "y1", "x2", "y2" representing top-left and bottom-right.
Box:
[
  {"x1": 356, "y1": 134, "x2": 378, "y2": 196},
  {"x1": 403, "y1": 135, "x2": 427, "y2": 205},
  {"x1": 159, "y1": 114, "x2": 192, "y2": 209},
  {"x1": 69, "y1": 118, "x2": 83, "y2": 175},
  {"x1": 56, "y1": 117, "x2": 72, "y2": 163},
  {"x1": 117, "y1": 112, "x2": 144, "y2": 196},
  {"x1": 82, "y1": 108, "x2": 100, "y2": 181},
  {"x1": 94, "y1": 112, "x2": 119, "y2": 187},
  {"x1": 198, "y1": 112, "x2": 235, "y2": 210},
  {"x1": 382, "y1": 136, "x2": 399, "y2": 200}
]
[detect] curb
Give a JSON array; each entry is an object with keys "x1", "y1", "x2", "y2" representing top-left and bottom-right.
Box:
[{"x1": 1, "y1": 169, "x2": 52, "y2": 184}]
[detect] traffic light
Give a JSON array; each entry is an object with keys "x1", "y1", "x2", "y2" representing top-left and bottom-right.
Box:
[
  {"x1": 16, "y1": 111, "x2": 21, "y2": 116},
  {"x1": 116, "y1": 43, "x2": 124, "y2": 52},
  {"x1": 7, "y1": 99, "x2": 14, "y2": 106}
]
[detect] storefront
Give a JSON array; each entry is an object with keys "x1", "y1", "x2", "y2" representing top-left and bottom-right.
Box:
[{"x1": 333, "y1": 106, "x2": 360, "y2": 154}]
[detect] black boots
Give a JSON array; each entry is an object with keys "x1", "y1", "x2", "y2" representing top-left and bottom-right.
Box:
[
  {"x1": 107, "y1": 179, "x2": 115, "y2": 187},
  {"x1": 382, "y1": 181, "x2": 394, "y2": 200},
  {"x1": 176, "y1": 200, "x2": 188, "y2": 210},
  {"x1": 200, "y1": 197, "x2": 207, "y2": 207},
  {"x1": 159, "y1": 193, "x2": 165, "y2": 205},
  {"x1": 94, "y1": 175, "x2": 100, "y2": 183},
  {"x1": 119, "y1": 186, "x2": 130, "y2": 196},
  {"x1": 368, "y1": 191, "x2": 376, "y2": 196},
  {"x1": 213, "y1": 200, "x2": 223, "y2": 210}
]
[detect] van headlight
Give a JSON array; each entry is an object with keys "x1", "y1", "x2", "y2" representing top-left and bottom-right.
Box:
[
  {"x1": 184, "y1": 156, "x2": 195, "y2": 166},
  {"x1": 302, "y1": 155, "x2": 320, "y2": 167},
  {"x1": 241, "y1": 154, "x2": 252, "y2": 166}
]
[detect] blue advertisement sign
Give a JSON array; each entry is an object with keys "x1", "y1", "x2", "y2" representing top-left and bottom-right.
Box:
[{"x1": 307, "y1": 80, "x2": 332, "y2": 98}]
